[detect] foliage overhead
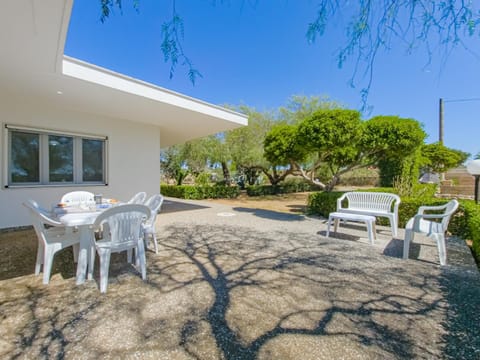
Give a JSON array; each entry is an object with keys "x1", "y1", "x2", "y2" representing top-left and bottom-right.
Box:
[
  {"x1": 306, "y1": 0, "x2": 480, "y2": 109},
  {"x1": 99, "y1": 0, "x2": 480, "y2": 105},
  {"x1": 99, "y1": 0, "x2": 201, "y2": 84}
]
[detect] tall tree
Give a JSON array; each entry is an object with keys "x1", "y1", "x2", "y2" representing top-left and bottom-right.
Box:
[
  {"x1": 160, "y1": 144, "x2": 188, "y2": 185},
  {"x1": 226, "y1": 106, "x2": 274, "y2": 186},
  {"x1": 420, "y1": 142, "x2": 470, "y2": 173},
  {"x1": 264, "y1": 110, "x2": 426, "y2": 191}
]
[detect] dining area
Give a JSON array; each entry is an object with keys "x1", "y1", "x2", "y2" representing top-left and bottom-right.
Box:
[{"x1": 23, "y1": 191, "x2": 164, "y2": 293}]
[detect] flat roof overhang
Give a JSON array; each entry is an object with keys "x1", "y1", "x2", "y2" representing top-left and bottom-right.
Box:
[{"x1": 0, "y1": 0, "x2": 247, "y2": 147}]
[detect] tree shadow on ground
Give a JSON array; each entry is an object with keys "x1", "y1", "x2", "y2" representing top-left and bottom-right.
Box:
[
  {"x1": 1, "y1": 224, "x2": 474, "y2": 359},
  {"x1": 232, "y1": 207, "x2": 306, "y2": 222},
  {"x1": 161, "y1": 199, "x2": 210, "y2": 214},
  {"x1": 0, "y1": 229, "x2": 77, "y2": 281},
  {"x1": 440, "y1": 265, "x2": 480, "y2": 360},
  {"x1": 155, "y1": 224, "x2": 447, "y2": 359}
]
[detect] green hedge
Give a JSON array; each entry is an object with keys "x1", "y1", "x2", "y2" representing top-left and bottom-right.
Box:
[
  {"x1": 307, "y1": 191, "x2": 480, "y2": 262},
  {"x1": 160, "y1": 185, "x2": 240, "y2": 200},
  {"x1": 362, "y1": 184, "x2": 438, "y2": 199},
  {"x1": 247, "y1": 183, "x2": 321, "y2": 196}
]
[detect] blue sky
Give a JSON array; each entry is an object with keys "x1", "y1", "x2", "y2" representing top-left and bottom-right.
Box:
[{"x1": 65, "y1": 1, "x2": 480, "y2": 157}]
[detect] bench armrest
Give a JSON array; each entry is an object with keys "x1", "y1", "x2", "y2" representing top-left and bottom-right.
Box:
[{"x1": 336, "y1": 193, "x2": 348, "y2": 210}]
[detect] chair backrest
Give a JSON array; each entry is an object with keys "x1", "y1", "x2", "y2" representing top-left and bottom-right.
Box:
[
  {"x1": 144, "y1": 194, "x2": 164, "y2": 226},
  {"x1": 127, "y1": 192, "x2": 147, "y2": 204},
  {"x1": 61, "y1": 191, "x2": 95, "y2": 206},
  {"x1": 345, "y1": 192, "x2": 400, "y2": 212},
  {"x1": 94, "y1": 204, "x2": 150, "y2": 247},
  {"x1": 441, "y1": 199, "x2": 459, "y2": 230},
  {"x1": 23, "y1": 200, "x2": 64, "y2": 244}
]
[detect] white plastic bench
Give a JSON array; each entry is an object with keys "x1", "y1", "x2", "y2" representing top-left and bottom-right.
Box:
[{"x1": 336, "y1": 192, "x2": 401, "y2": 237}]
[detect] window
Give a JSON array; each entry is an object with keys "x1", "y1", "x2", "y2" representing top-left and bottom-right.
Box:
[{"x1": 6, "y1": 126, "x2": 107, "y2": 187}]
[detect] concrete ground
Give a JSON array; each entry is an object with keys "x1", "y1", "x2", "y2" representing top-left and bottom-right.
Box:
[{"x1": 1, "y1": 197, "x2": 480, "y2": 359}]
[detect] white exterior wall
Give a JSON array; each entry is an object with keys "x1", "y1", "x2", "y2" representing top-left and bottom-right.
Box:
[{"x1": 0, "y1": 94, "x2": 161, "y2": 229}]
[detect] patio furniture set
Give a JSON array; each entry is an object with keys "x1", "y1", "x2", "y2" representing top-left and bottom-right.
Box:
[
  {"x1": 325, "y1": 191, "x2": 459, "y2": 266},
  {"x1": 24, "y1": 190, "x2": 459, "y2": 293},
  {"x1": 24, "y1": 191, "x2": 164, "y2": 293}
]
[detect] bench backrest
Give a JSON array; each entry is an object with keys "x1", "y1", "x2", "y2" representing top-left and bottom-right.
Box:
[{"x1": 343, "y1": 192, "x2": 400, "y2": 213}]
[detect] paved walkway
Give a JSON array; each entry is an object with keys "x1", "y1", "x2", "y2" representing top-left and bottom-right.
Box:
[{"x1": 1, "y1": 197, "x2": 479, "y2": 359}]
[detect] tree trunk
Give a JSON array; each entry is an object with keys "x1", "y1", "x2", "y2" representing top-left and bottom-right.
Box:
[
  {"x1": 325, "y1": 174, "x2": 340, "y2": 192},
  {"x1": 221, "y1": 161, "x2": 231, "y2": 185}
]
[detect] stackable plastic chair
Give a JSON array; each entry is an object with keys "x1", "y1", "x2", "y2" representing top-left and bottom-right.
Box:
[
  {"x1": 61, "y1": 191, "x2": 95, "y2": 206},
  {"x1": 23, "y1": 200, "x2": 80, "y2": 284},
  {"x1": 127, "y1": 192, "x2": 147, "y2": 205},
  {"x1": 143, "y1": 194, "x2": 164, "y2": 254},
  {"x1": 403, "y1": 199, "x2": 459, "y2": 266},
  {"x1": 90, "y1": 204, "x2": 150, "y2": 293}
]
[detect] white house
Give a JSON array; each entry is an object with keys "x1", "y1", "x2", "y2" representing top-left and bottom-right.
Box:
[{"x1": 0, "y1": 0, "x2": 248, "y2": 229}]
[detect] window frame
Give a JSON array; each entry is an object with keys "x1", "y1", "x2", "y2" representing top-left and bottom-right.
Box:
[{"x1": 4, "y1": 124, "x2": 108, "y2": 188}]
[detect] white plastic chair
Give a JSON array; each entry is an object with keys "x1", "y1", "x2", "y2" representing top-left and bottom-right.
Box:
[
  {"x1": 90, "y1": 204, "x2": 151, "y2": 293},
  {"x1": 403, "y1": 199, "x2": 459, "y2": 266},
  {"x1": 143, "y1": 194, "x2": 164, "y2": 254},
  {"x1": 127, "y1": 192, "x2": 147, "y2": 204},
  {"x1": 23, "y1": 200, "x2": 80, "y2": 284},
  {"x1": 61, "y1": 191, "x2": 95, "y2": 206}
]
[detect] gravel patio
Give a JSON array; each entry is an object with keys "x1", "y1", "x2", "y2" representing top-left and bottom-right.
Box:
[{"x1": 1, "y1": 197, "x2": 479, "y2": 359}]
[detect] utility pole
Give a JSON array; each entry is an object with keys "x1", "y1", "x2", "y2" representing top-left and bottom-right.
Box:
[{"x1": 439, "y1": 98, "x2": 444, "y2": 144}]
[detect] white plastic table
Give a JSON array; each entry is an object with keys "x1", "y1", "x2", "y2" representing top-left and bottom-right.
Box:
[
  {"x1": 326, "y1": 211, "x2": 377, "y2": 244},
  {"x1": 54, "y1": 204, "x2": 112, "y2": 285}
]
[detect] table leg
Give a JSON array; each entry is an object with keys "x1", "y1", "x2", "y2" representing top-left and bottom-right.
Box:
[{"x1": 76, "y1": 225, "x2": 93, "y2": 285}]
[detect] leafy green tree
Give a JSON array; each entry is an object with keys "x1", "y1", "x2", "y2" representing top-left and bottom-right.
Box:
[
  {"x1": 278, "y1": 95, "x2": 342, "y2": 125},
  {"x1": 265, "y1": 109, "x2": 363, "y2": 190},
  {"x1": 160, "y1": 144, "x2": 188, "y2": 185},
  {"x1": 420, "y1": 142, "x2": 469, "y2": 173},
  {"x1": 364, "y1": 116, "x2": 426, "y2": 187},
  {"x1": 204, "y1": 133, "x2": 232, "y2": 184},
  {"x1": 264, "y1": 111, "x2": 426, "y2": 191},
  {"x1": 226, "y1": 107, "x2": 274, "y2": 186},
  {"x1": 181, "y1": 137, "x2": 211, "y2": 177}
]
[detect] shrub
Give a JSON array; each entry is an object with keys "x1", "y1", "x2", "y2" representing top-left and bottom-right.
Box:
[
  {"x1": 362, "y1": 184, "x2": 437, "y2": 199},
  {"x1": 160, "y1": 184, "x2": 240, "y2": 199},
  {"x1": 307, "y1": 191, "x2": 344, "y2": 217},
  {"x1": 450, "y1": 200, "x2": 480, "y2": 262},
  {"x1": 246, "y1": 181, "x2": 321, "y2": 196}
]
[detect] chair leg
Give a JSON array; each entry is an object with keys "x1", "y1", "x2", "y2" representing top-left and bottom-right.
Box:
[
  {"x1": 390, "y1": 216, "x2": 398, "y2": 238},
  {"x1": 136, "y1": 240, "x2": 147, "y2": 280},
  {"x1": 35, "y1": 242, "x2": 44, "y2": 275},
  {"x1": 98, "y1": 249, "x2": 111, "y2": 293},
  {"x1": 403, "y1": 229, "x2": 415, "y2": 260},
  {"x1": 126, "y1": 249, "x2": 134, "y2": 264},
  {"x1": 72, "y1": 243, "x2": 79, "y2": 263},
  {"x1": 88, "y1": 244, "x2": 96, "y2": 279},
  {"x1": 42, "y1": 247, "x2": 55, "y2": 285},
  {"x1": 153, "y1": 232, "x2": 158, "y2": 254},
  {"x1": 435, "y1": 233, "x2": 447, "y2": 266}
]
